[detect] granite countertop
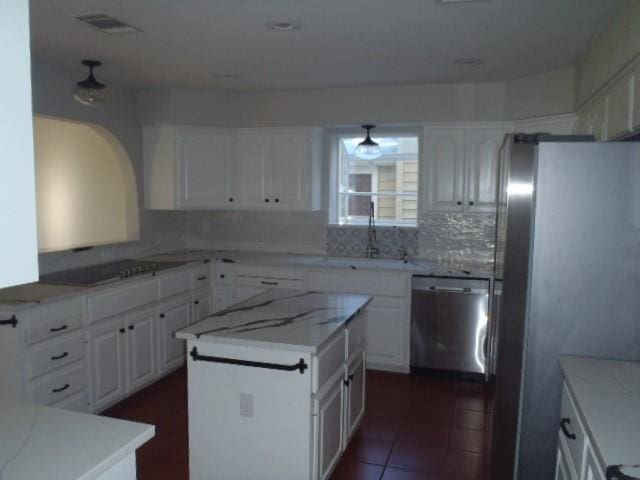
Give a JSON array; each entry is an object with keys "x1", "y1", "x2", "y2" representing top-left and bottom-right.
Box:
[
  {"x1": 176, "y1": 289, "x2": 372, "y2": 353},
  {"x1": 0, "y1": 400, "x2": 154, "y2": 480},
  {"x1": 560, "y1": 355, "x2": 640, "y2": 478}
]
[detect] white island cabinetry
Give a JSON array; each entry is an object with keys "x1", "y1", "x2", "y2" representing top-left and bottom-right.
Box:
[{"x1": 176, "y1": 290, "x2": 371, "y2": 480}]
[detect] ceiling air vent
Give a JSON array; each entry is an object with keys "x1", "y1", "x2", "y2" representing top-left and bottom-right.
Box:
[{"x1": 74, "y1": 13, "x2": 140, "y2": 34}]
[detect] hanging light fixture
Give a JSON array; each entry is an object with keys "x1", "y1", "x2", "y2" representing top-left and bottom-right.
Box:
[
  {"x1": 72, "y1": 60, "x2": 108, "y2": 106},
  {"x1": 354, "y1": 124, "x2": 382, "y2": 160}
]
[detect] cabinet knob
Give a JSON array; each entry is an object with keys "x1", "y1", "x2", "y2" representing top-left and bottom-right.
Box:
[
  {"x1": 119, "y1": 328, "x2": 125, "y2": 333},
  {"x1": 456, "y1": 201, "x2": 462, "y2": 206},
  {"x1": 469, "y1": 201, "x2": 474, "y2": 206},
  {"x1": 128, "y1": 325, "x2": 134, "y2": 330},
  {"x1": 220, "y1": 274, "x2": 225, "y2": 279},
  {"x1": 228, "y1": 197, "x2": 234, "y2": 202},
  {"x1": 160, "y1": 314, "x2": 165, "y2": 318},
  {"x1": 194, "y1": 300, "x2": 200, "y2": 305},
  {"x1": 264, "y1": 198, "x2": 270, "y2": 203},
  {"x1": 274, "y1": 198, "x2": 280, "y2": 203}
]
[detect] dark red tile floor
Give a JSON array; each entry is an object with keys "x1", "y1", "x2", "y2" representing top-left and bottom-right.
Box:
[{"x1": 102, "y1": 368, "x2": 494, "y2": 480}]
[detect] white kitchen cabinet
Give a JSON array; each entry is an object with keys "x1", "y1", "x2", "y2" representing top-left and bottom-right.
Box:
[
  {"x1": 365, "y1": 296, "x2": 407, "y2": 370},
  {"x1": 423, "y1": 127, "x2": 506, "y2": 214},
  {"x1": 314, "y1": 373, "x2": 345, "y2": 480},
  {"x1": 577, "y1": 96, "x2": 608, "y2": 140},
  {"x1": 633, "y1": 70, "x2": 640, "y2": 131},
  {"x1": 344, "y1": 349, "x2": 365, "y2": 443},
  {"x1": 191, "y1": 289, "x2": 211, "y2": 324},
  {"x1": 126, "y1": 309, "x2": 157, "y2": 393},
  {"x1": 423, "y1": 128, "x2": 465, "y2": 212},
  {"x1": 157, "y1": 296, "x2": 190, "y2": 374},
  {"x1": 234, "y1": 285, "x2": 268, "y2": 304},
  {"x1": 236, "y1": 128, "x2": 322, "y2": 211},
  {"x1": 143, "y1": 125, "x2": 236, "y2": 210},
  {"x1": 0, "y1": 0, "x2": 39, "y2": 289},
  {"x1": 213, "y1": 284, "x2": 235, "y2": 312},
  {"x1": 88, "y1": 317, "x2": 127, "y2": 412},
  {"x1": 605, "y1": 74, "x2": 633, "y2": 139}
]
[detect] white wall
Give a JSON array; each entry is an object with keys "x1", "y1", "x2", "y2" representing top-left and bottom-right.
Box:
[
  {"x1": 505, "y1": 68, "x2": 576, "y2": 120},
  {"x1": 31, "y1": 61, "x2": 187, "y2": 274},
  {"x1": 575, "y1": 0, "x2": 640, "y2": 107}
]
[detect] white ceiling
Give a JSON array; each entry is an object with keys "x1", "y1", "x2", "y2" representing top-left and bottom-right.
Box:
[{"x1": 30, "y1": 0, "x2": 620, "y2": 92}]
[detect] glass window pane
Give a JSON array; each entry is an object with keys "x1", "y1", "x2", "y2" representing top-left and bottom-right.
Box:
[{"x1": 338, "y1": 194, "x2": 418, "y2": 226}]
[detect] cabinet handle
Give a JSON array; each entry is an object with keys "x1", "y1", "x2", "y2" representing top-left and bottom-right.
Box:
[
  {"x1": 197, "y1": 276, "x2": 207, "y2": 281},
  {"x1": 119, "y1": 327, "x2": 126, "y2": 333},
  {"x1": 51, "y1": 352, "x2": 69, "y2": 361},
  {"x1": 128, "y1": 325, "x2": 134, "y2": 330},
  {"x1": 559, "y1": 418, "x2": 576, "y2": 440},
  {"x1": 260, "y1": 280, "x2": 279, "y2": 286},
  {"x1": 52, "y1": 383, "x2": 70, "y2": 394},
  {"x1": 0, "y1": 315, "x2": 18, "y2": 328},
  {"x1": 49, "y1": 324, "x2": 68, "y2": 332},
  {"x1": 456, "y1": 201, "x2": 462, "y2": 205},
  {"x1": 344, "y1": 374, "x2": 355, "y2": 387},
  {"x1": 264, "y1": 198, "x2": 270, "y2": 203}
]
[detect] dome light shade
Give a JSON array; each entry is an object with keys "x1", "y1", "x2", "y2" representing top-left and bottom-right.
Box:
[
  {"x1": 73, "y1": 60, "x2": 108, "y2": 106},
  {"x1": 354, "y1": 125, "x2": 382, "y2": 160}
]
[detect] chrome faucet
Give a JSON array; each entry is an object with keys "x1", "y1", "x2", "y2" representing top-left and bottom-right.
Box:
[
  {"x1": 395, "y1": 227, "x2": 409, "y2": 263},
  {"x1": 365, "y1": 200, "x2": 379, "y2": 259}
]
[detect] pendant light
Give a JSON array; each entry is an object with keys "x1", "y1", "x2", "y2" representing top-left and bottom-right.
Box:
[
  {"x1": 72, "y1": 60, "x2": 108, "y2": 106},
  {"x1": 354, "y1": 125, "x2": 382, "y2": 160}
]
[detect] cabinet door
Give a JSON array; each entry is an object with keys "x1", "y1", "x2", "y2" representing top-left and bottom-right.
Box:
[
  {"x1": 606, "y1": 75, "x2": 633, "y2": 140},
  {"x1": 158, "y1": 297, "x2": 190, "y2": 373},
  {"x1": 178, "y1": 129, "x2": 235, "y2": 208},
  {"x1": 271, "y1": 132, "x2": 310, "y2": 209},
  {"x1": 345, "y1": 350, "x2": 366, "y2": 442},
  {"x1": 89, "y1": 318, "x2": 126, "y2": 411},
  {"x1": 423, "y1": 128, "x2": 465, "y2": 212},
  {"x1": 191, "y1": 291, "x2": 211, "y2": 324},
  {"x1": 365, "y1": 296, "x2": 406, "y2": 370},
  {"x1": 465, "y1": 129, "x2": 505, "y2": 213},
  {"x1": 126, "y1": 309, "x2": 156, "y2": 392},
  {"x1": 213, "y1": 284, "x2": 235, "y2": 312},
  {"x1": 634, "y1": 71, "x2": 640, "y2": 131},
  {"x1": 589, "y1": 98, "x2": 608, "y2": 141},
  {"x1": 237, "y1": 133, "x2": 271, "y2": 208},
  {"x1": 314, "y1": 376, "x2": 344, "y2": 480}
]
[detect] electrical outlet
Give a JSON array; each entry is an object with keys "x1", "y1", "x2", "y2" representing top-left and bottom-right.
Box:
[{"x1": 239, "y1": 393, "x2": 254, "y2": 417}]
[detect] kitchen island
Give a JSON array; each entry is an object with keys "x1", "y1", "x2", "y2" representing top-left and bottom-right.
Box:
[{"x1": 176, "y1": 289, "x2": 372, "y2": 480}]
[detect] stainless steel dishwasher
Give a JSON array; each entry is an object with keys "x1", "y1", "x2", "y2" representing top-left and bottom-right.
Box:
[{"x1": 411, "y1": 276, "x2": 490, "y2": 375}]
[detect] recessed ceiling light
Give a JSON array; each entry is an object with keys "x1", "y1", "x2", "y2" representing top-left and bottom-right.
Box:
[
  {"x1": 266, "y1": 20, "x2": 301, "y2": 32},
  {"x1": 72, "y1": 13, "x2": 141, "y2": 34},
  {"x1": 453, "y1": 58, "x2": 486, "y2": 67}
]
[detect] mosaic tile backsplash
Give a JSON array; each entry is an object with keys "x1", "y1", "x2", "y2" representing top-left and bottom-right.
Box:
[{"x1": 327, "y1": 212, "x2": 496, "y2": 269}]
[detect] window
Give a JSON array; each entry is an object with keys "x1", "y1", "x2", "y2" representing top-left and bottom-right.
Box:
[{"x1": 333, "y1": 133, "x2": 419, "y2": 226}]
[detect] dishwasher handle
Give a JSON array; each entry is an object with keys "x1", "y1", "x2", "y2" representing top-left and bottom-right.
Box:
[{"x1": 413, "y1": 286, "x2": 487, "y2": 294}]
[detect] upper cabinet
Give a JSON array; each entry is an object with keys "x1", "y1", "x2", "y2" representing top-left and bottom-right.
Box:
[
  {"x1": 143, "y1": 125, "x2": 235, "y2": 209},
  {"x1": 576, "y1": 60, "x2": 640, "y2": 141},
  {"x1": 236, "y1": 128, "x2": 322, "y2": 211},
  {"x1": 422, "y1": 127, "x2": 507, "y2": 214},
  {"x1": 144, "y1": 126, "x2": 322, "y2": 211},
  {"x1": 0, "y1": 0, "x2": 39, "y2": 288}
]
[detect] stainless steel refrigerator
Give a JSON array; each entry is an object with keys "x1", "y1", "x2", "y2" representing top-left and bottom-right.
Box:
[{"x1": 490, "y1": 134, "x2": 640, "y2": 480}]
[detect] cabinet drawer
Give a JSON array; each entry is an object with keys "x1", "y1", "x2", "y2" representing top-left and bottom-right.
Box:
[
  {"x1": 192, "y1": 264, "x2": 211, "y2": 288},
  {"x1": 24, "y1": 297, "x2": 84, "y2": 345},
  {"x1": 51, "y1": 392, "x2": 87, "y2": 413},
  {"x1": 313, "y1": 330, "x2": 346, "y2": 393},
  {"x1": 159, "y1": 270, "x2": 192, "y2": 298},
  {"x1": 560, "y1": 383, "x2": 587, "y2": 479},
  {"x1": 26, "y1": 332, "x2": 85, "y2": 380},
  {"x1": 307, "y1": 270, "x2": 406, "y2": 297},
  {"x1": 88, "y1": 280, "x2": 157, "y2": 323},
  {"x1": 346, "y1": 312, "x2": 366, "y2": 356},
  {"x1": 27, "y1": 363, "x2": 86, "y2": 406},
  {"x1": 235, "y1": 274, "x2": 306, "y2": 290}
]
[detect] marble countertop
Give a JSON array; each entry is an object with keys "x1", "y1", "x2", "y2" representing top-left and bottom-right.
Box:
[
  {"x1": 560, "y1": 355, "x2": 640, "y2": 477},
  {"x1": 176, "y1": 289, "x2": 372, "y2": 353},
  {"x1": 0, "y1": 399, "x2": 154, "y2": 480}
]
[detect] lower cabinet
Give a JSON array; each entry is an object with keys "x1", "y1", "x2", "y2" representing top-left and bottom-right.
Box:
[
  {"x1": 88, "y1": 308, "x2": 157, "y2": 412},
  {"x1": 314, "y1": 372, "x2": 345, "y2": 480},
  {"x1": 365, "y1": 296, "x2": 407, "y2": 370},
  {"x1": 344, "y1": 349, "x2": 366, "y2": 442},
  {"x1": 158, "y1": 296, "x2": 191, "y2": 374},
  {"x1": 191, "y1": 289, "x2": 211, "y2": 324}
]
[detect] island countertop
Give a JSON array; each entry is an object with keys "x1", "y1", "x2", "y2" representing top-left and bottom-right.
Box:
[{"x1": 175, "y1": 289, "x2": 372, "y2": 353}]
